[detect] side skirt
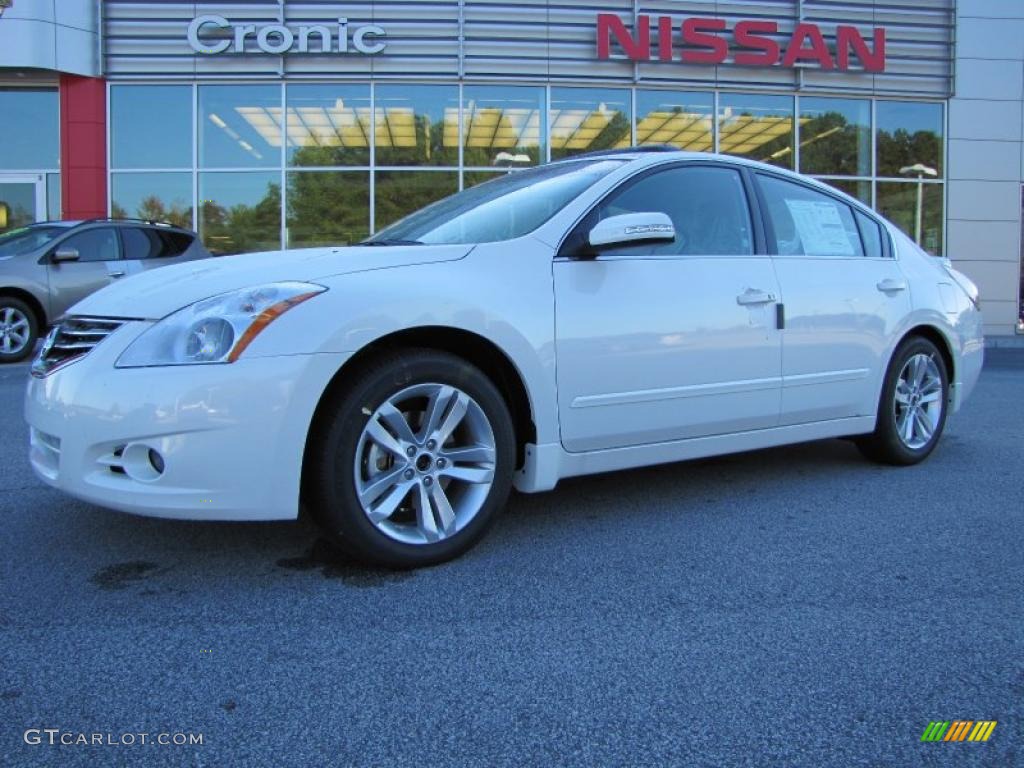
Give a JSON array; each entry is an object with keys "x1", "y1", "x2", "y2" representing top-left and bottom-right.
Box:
[{"x1": 513, "y1": 416, "x2": 876, "y2": 493}]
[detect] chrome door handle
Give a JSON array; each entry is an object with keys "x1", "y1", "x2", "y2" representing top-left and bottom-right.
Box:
[
  {"x1": 109, "y1": 271, "x2": 125, "y2": 278},
  {"x1": 736, "y1": 288, "x2": 776, "y2": 306},
  {"x1": 876, "y1": 278, "x2": 907, "y2": 293}
]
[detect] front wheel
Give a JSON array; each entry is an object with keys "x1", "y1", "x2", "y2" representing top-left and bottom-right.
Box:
[
  {"x1": 856, "y1": 336, "x2": 949, "y2": 465},
  {"x1": 0, "y1": 297, "x2": 38, "y2": 364},
  {"x1": 307, "y1": 350, "x2": 515, "y2": 568}
]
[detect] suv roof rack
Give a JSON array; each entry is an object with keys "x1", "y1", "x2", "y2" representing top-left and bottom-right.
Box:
[{"x1": 80, "y1": 217, "x2": 177, "y2": 228}]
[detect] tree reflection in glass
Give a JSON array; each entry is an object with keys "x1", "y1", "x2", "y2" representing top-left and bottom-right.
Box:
[
  {"x1": 199, "y1": 172, "x2": 281, "y2": 255},
  {"x1": 799, "y1": 98, "x2": 871, "y2": 177},
  {"x1": 287, "y1": 171, "x2": 369, "y2": 247}
]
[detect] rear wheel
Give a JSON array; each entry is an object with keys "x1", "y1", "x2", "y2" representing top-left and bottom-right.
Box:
[
  {"x1": 856, "y1": 336, "x2": 949, "y2": 465},
  {"x1": 307, "y1": 350, "x2": 515, "y2": 568},
  {"x1": 0, "y1": 297, "x2": 38, "y2": 363}
]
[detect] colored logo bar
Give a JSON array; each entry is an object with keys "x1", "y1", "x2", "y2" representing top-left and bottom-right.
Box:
[{"x1": 921, "y1": 721, "x2": 997, "y2": 742}]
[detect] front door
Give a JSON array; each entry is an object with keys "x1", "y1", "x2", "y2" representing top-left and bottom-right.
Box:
[
  {"x1": 0, "y1": 175, "x2": 45, "y2": 234},
  {"x1": 45, "y1": 226, "x2": 124, "y2": 318},
  {"x1": 554, "y1": 164, "x2": 783, "y2": 453}
]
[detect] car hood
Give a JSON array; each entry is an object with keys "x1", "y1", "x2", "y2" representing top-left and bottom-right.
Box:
[{"x1": 69, "y1": 244, "x2": 473, "y2": 319}]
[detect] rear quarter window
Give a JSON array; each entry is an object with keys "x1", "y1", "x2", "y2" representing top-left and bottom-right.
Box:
[
  {"x1": 854, "y1": 210, "x2": 885, "y2": 258},
  {"x1": 156, "y1": 230, "x2": 194, "y2": 257}
]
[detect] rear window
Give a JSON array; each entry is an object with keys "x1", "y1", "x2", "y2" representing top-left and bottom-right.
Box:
[
  {"x1": 122, "y1": 227, "x2": 194, "y2": 259},
  {"x1": 158, "y1": 230, "x2": 194, "y2": 256}
]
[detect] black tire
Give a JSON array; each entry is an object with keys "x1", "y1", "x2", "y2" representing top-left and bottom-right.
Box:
[
  {"x1": 306, "y1": 349, "x2": 515, "y2": 569},
  {"x1": 0, "y1": 296, "x2": 39, "y2": 364},
  {"x1": 856, "y1": 336, "x2": 949, "y2": 465}
]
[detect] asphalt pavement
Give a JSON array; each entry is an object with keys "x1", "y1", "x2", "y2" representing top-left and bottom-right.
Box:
[{"x1": 1, "y1": 351, "x2": 1021, "y2": 767}]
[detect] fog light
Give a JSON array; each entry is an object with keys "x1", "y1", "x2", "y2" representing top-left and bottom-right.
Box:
[
  {"x1": 148, "y1": 448, "x2": 165, "y2": 475},
  {"x1": 121, "y1": 442, "x2": 164, "y2": 483}
]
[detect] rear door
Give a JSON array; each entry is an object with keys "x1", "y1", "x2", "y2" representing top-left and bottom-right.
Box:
[
  {"x1": 45, "y1": 226, "x2": 123, "y2": 317},
  {"x1": 756, "y1": 173, "x2": 911, "y2": 424}
]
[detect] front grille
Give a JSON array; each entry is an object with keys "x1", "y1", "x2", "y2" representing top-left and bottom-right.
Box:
[{"x1": 31, "y1": 316, "x2": 126, "y2": 377}]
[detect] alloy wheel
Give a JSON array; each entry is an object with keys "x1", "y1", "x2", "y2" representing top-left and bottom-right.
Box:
[
  {"x1": 353, "y1": 382, "x2": 497, "y2": 545},
  {"x1": 0, "y1": 306, "x2": 31, "y2": 356},
  {"x1": 893, "y1": 352, "x2": 944, "y2": 450}
]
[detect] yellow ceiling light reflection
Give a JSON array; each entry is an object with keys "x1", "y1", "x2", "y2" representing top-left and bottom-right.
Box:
[
  {"x1": 550, "y1": 104, "x2": 629, "y2": 150},
  {"x1": 375, "y1": 108, "x2": 418, "y2": 148},
  {"x1": 636, "y1": 110, "x2": 713, "y2": 151},
  {"x1": 234, "y1": 106, "x2": 283, "y2": 148},
  {"x1": 442, "y1": 107, "x2": 459, "y2": 147},
  {"x1": 464, "y1": 104, "x2": 540, "y2": 150},
  {"x1": 234, "y1": 104, "x2": 376, "y2": 149},
  {"x1": 719, "y1": 115, "x2": 811, "y2": 159}
]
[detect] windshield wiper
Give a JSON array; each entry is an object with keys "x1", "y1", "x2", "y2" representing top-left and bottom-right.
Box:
[{"x1": 361, "y1": 238, "x2": 423, "y2": 247}]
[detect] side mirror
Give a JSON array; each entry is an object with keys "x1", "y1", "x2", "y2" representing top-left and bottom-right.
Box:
[
  {"x1": 52, "y1": 247, "x2": 80, "y2": 263},
  {"x1": 588, "y1": 212, "x2": 676, "y2": 251}
]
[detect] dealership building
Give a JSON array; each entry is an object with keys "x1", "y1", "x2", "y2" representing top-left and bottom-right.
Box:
[{"x1": 1, "y1": 0, "x2": 1022, "y2": 338}]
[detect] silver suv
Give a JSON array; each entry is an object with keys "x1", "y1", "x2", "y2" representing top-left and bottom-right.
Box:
[{"x1": 0, "y1": 219, "x2": 211, "y2": 362}]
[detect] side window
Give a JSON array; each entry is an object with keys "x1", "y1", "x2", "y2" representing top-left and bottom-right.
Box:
[
  {"x1": 158, "y1": 231, "x2": 194, "y2": 257},
  {"x1": 57, "y1": 227, "x2": 121, "y2": 263},
  {"x1": 571, "y1": 165, "x2": 753, "y2": 256},
  {"x1": 855, "y1": 210, "x2": 885, "y2": 258},
  {"x1": 121, "y1": 228, "x2": 158, "y2": 260},
  {"x1": 758, "y1": 175, "x2": 864, "y2": 257}
]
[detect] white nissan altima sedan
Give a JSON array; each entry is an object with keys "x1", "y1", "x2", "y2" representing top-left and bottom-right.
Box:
[{"x1": 26, "y1": 149, "x2": 984, "y2": 567}]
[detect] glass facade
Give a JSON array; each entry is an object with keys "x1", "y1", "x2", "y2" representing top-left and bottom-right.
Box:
[
  {"x1": 0, "y1": 88, "x2": 60, "y2": 171},
  {"x1": 375, "y1": 85, "x2": 459, "y2": 167},
  {"x1": 799, "y1": 97, "x2": 871, "y2": 177},
  {"x1": 719, "y1": 93, "x2": 795, "y2": 169},
  {"x1": 111, "y1": 172, "x2": 192, "y2": 229},
  {"x1": 550, "y1": 87, "x2": 630, "y2": 160},
  {"x1": 635, "y1": 91, "x2": 713, "y2": 152},
  {"x1": 0, "y1": 88, "x2": 60, "y2": 226},
  {"x1": 463, "y1": 85, "x2": 545, "y2": 167},
  {"x1": 286, "y1": 171, "x2": 368, "y2": 248},
  {"x1": 108, "y1": 84, "x2": 947, "y2": 255}
]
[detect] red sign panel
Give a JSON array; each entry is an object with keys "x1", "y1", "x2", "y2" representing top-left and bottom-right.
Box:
[{"x1": 596, "y1": 15, "x2": 886, "y2": 73}]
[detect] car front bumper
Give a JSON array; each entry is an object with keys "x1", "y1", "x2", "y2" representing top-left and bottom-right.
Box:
[{"x1": 24, "y1": 321, "x2": 351, "y2": 521}]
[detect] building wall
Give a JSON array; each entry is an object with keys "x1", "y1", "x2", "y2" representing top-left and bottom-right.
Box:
[
  {"x1": 948, "y1": 0, "x2": 1024, "y2": 337},
  {"x1": 0, "y1": 0, "x2": 100, "y2": 77},
  {"x1": 103, "y1": 0, "x2": 954, "y2": 95}
]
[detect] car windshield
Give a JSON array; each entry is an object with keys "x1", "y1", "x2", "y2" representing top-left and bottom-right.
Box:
[
  {"x1": 367, "y1": 159, "x2": 626, "y2": 245},
  {"x1": 0, "y1": 226, "x2": 66, "y2": 257}
]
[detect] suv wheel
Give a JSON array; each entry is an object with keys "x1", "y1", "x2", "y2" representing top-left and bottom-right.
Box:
[{"x1": 0, "y1": 297, "x2": 38, "y2": 363}]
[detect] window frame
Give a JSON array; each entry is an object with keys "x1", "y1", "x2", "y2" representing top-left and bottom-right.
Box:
[
  {"x1": 751, "y1": 171, "x2": 893, "y2": 260},
  {"x1": 556, "y1": 159, "x2": 767, "y2": 260}
]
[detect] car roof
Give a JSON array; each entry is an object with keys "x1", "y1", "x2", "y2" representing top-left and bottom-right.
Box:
[
  {"x1": 24, "y1": 220, "x2": 80, "y2": 228},
  {"x1": 565, "y1": 147, "x2": 878, "y2": 217},
  {"x1": 26, "y1": 219, "x2": 195, "y2": 234}
]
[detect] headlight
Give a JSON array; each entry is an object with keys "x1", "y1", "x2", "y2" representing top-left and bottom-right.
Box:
[{"x1": 116, "y1": 282, "x2": 326, "y2": 368}]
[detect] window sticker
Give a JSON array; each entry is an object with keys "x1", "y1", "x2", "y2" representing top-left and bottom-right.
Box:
[{"x1": 784, "y1": 199, "x2": 855, "y2": 256}]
